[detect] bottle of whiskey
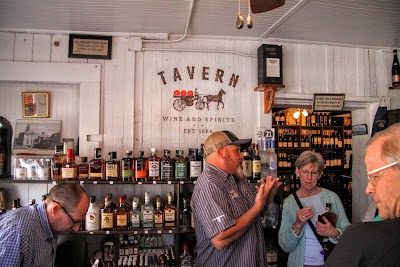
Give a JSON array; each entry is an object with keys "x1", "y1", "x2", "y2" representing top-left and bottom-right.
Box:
[
  {"x1": 179, "y1": 243, "x2": 194, "y2": 267},
  {"x1": 186, "y1": 148, "x2": 202, "y2": 180},
  {"x1": 130, "y1": 197, "x2": 141, "y2": 230},
  {"x1": 89, "y1": 148, "x2": 106, "y2": 180},
  {"x1": 115, "y1": 195, "x2": 130, "y2": 230},
  {"x1": 164, "y1": 192, "x2": 176, "y2": 229},
  {"x1": 148, "y1": 148, "x2": 160, "y2": 181},
  {"x1": 318, "y1": 203, "x2": 337, "y2": 226},
  {"x1": 51, "y1": 145, "x2": 64, "y2": 181},
  {"x1": 174, "y1": 150, "x2": 188, "y2": 180},
  {"x1": 161, "y1": 149, "x2": 174, "y2": 180},
  {"x1": 135, "y1": 151, "x2": 148, "y2": 181},
  {"x1": 241, "y1": 150, "x2": 252, "y2": 179},
  {"x1": 141, "y1": 192, "x2": 154, "y2": 230},
  {"x1": 392, "y1": 49, "x2": 400, "y2": 86},
  {"x1": 85, "y1": 195, "x2": 100, "y2": 231},
  {"x1": 121, "y1": 151, "x2": 134, "y2": 181},
  {"x1": 101, "y1": 195, "x2": 115, "y2": 230},
  {"x1": 154, "y1": 195, "x2": 164, "y2": 229},
  {"x1": 252, "y1": 146, "x2": 261, "y2": 180},
  {"x1": 78, "y1": 156, "x2": 89, "y2": 180},
  {"x1": 61, "y1": 148, "x2": 77, "y2": 180},
  {"x1": 106, "y1": 151, "x2": 120, "y2": 181},
  {"x1": 180, "y1": 198, "x2": 191, "y2": 231}
]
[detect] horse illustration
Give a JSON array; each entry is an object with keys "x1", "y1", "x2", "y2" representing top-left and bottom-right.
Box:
[{"x1": 204, "y1": 89, "x2": 226, "y2": 110}]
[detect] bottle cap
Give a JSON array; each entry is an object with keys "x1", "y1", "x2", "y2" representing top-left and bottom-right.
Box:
[
  {"x1": 90, "y1": 196, "x2": 96, "y2": 203},
  {"x1": 151, "y1": 147, "x2": 156, "y2": 154},
  {"x1": 81, "y1": 156, "x2": 88, "y2": 163},
  {"x1": 109, "y1": 151, "x2": 117, "y2": 159}
]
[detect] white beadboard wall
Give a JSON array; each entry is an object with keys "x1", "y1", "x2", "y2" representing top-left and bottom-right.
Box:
[{"x1": 0, "y1": 31, "x2": 399, "y2": 223}]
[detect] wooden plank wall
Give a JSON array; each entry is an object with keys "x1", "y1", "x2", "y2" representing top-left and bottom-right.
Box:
[{"x1": 0, "y1": 31, "x2": 399, "y2": 223}]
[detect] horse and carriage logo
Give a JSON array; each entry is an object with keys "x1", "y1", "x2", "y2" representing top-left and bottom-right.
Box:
[{"x1": 173, "y1": 89, "x2": 226, "y2": 111}]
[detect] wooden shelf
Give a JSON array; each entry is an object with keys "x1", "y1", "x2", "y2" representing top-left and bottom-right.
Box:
[
  {"x1": 389, "y1": 85, "x2": 400, "y2": 90},
  {"x1": 254, "y1": 84, "x2": 285, "y2": 114}
]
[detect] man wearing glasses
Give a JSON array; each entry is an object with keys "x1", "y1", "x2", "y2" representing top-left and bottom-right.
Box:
[
  {"x1": 325, "y1": 122, "x2": 400, "y2": 266},
  {"x1": 0, "y1": 182, "x2": 89, "y2": 267}
]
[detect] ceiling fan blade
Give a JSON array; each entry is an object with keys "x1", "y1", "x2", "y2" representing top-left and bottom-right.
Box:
[{"x1": 250, "y1": 0, "x2": 286, "y2": 14}]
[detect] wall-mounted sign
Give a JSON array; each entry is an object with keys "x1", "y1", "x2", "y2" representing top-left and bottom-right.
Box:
[
  {"x1": 313, "y1": 93, "x2": 345, "y2": 111},
  {"x1": 352, "y1": 124, "x2": 368, "y2": 136},
  {"x1": 68, "y1": 34, "x2": 112, "y2": 60}
]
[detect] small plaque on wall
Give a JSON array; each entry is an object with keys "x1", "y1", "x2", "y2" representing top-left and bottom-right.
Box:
[
  {"x1": 257, "y1": 44, "x2": 283, "y2": 85},
  {"x1": 313, "y1": 94, "x2": 345, "y2": 111},
  {"x1": 68, "y1": 34, "x2": 112, "y2": 60}
]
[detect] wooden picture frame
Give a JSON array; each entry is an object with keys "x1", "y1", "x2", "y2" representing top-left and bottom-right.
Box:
[
  {"x1": 68, "y1": 34, "x2": 112, "y2": 60},
  {"x1": 22, "y1": 92, "x2": 50, "y2": 118}
]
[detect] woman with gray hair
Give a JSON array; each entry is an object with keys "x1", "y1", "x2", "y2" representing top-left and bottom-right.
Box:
[{"x1": 278, "y1": 150, "x2": 350, "y2": 267}]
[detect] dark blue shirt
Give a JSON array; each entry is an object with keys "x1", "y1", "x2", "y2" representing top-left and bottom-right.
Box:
[
  {"x1": 0, "y1": 202, "x2": 56, "y2": 267},
  {"x1": 191, "y1": 164, "x2": 266, "y2": 267}
]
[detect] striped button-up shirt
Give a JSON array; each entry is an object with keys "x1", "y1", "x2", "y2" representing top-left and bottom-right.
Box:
[
  {"x1": 191, "y1": 164, "x2": 266, "y2": 267},
  {"x1": 0, "y1": 202, "x2": 57, "y2": 267}
]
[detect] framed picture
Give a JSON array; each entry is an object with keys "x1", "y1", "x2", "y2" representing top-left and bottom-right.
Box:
[
  {"x1": 22, "y1": 92, "x2": 50, "y2": 118},
  {"x1": 68, "y1": 34, "x2": 112, "y2": 60},
  {"x1": 13, "y1": 119, "x2": 62, "y2": 154}
]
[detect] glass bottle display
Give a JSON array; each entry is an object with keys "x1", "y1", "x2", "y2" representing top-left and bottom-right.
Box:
[
  {"x1": 318, "y1": 203, "x2": 337, "y2": 226},
  {"x1": 154, "y1": 195, "x2": 164, "y2": 229},
  {"x1": 141, "y1": 192, "x2": 154, "y2": 230},
  {"x1": 180, "y1": 243, "x2": 194, "y2": 267},
  {"x1": 241, "y1": 150, "x2": 252, "y2": 179},
  {"x1": 89, "y1": 148, "x2": 105, "y2": 180},
  {"x1": 130, "y1": 197, "x2": 141, "y2": 230},
  {"x1": 85, "y1": 195, "x2": 100, "y2": 231},
  {"x1": 121, "y1": 151, "x2": 134, "y2": 181},
  {"x1": 392, "y1": 49, "x2": 400, "y2": 86},
  {"x1": 135, "y1": 151, "x2": 148, "y2": 181},
  {"x1": 174, "y1": 150, "x2": 187, "y2": 180},
  {"x1": 51, "y1": 145, "x2": 64, "y2": 181},
  {"x1": 180, "y1": 198, "x2": 191, "y2": 231},
  {"x1": 252, "y1": 146, "x2": 261, "y2": 180},
  {"x1": 61, "y1": 148, "x2": 77, "y2": 180},
  {"x1": 106, "y1": 151, "x2": 120, "y2": 181},
  {"x1": 164, "y1": 192, "x2": 176, "y2": 229},
  {"x1": 115, "y1": 195, "x2": 130, "y2": 230},
  {"x1": 148, "y1": 147, "x2": 160, "y2": 181},
  {"x1": 186, "y1": 148, "x2": 202, "y2": 180},
  {"x1": 101, "y1": 195, "x2": 115, "y2": 230},
  {"x1": 78, "y1": 156, "x2": 89, "y2": 180},
  {"x1": 161, "y1": 149, "x2": 174, "y2": 180}
]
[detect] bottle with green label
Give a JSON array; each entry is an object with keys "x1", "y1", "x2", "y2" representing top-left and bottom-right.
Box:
[{"x1": 174, "y1": 150, "x2": 187, "y2": 180}]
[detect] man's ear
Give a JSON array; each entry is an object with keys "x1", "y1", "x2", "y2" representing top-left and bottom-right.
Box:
[
  {"x1": 215, "y1": 146, "x2": 225, "y2": 158},
  {"x1": 51, "y1": 202, "x2": 61, "y2": 216}
]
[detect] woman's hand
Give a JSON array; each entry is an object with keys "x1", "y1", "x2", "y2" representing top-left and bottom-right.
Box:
[
  {"x1": 316, "y1": 216, "x2": 339, "y2": 238},
  {"x1": 295, "y1": 206, "x2": 313, "y2": 224}
]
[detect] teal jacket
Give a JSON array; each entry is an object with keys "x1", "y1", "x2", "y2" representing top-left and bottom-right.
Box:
[{"x1": 278, "y1": 189, "x2": 351, "y2": 267}]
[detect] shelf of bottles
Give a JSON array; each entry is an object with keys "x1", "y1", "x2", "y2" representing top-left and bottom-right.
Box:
[{"x1": 273, "y1": 110, "x2": 353, "y2": 222}]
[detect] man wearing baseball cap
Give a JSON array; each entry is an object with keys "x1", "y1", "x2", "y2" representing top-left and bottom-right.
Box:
[{"x1": 191, "y1": 130, "x2": 281, "y2": 267}]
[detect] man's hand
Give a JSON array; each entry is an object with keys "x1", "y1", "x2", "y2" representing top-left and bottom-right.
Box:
[{"x1": 254, "y1": 176, "x2": 281, "y2": 209}]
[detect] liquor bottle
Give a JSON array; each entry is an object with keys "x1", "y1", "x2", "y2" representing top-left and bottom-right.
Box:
[
  {"x1": 12, "y1": 199, "x2": 19, "y2": 210},
  {"x1": 318, "y1": 203, "x2": 337, "y2": 226},
  {"x1": 293, "y1": 131, "x2": 299, "y2": 148},
  {"x1": 265, "y1": 200, "x2": 279, "y2": 227},
  {"x1": 141, "y1": 192, "x2": 154, "y2": 230},
  {"x1": 259, "y1": 138, "x2": 269, "y2": 178},
  {"x1": 164, "y1": 192, "x2": 176, "y2": 229},
  {"x1": 134, "y1": 151, "x2": 148, "y2": 181},
  {"x1": 187, "y1": 148, "x2": 202, "y2": 180},
  {"x1": 103, "y1": 193, "x2": 117, "y2": 210},
  {"x1": 267, "y1": 139, "x2": 278, "y2": 178},
  {"x1": 174, "y1": 150, "x2": 188, "y2": 180},
  {"x1": 266, "y1": 238, "x2": 278, "y2": 267},
  {"x1": 61, "y1": 148, "x2": 77, "y2": 180},
  {"x1": 115, "y1": 195, "x2": 130, "y2": 230},
  {"x1": 180, "y1": 198, "x2": 191, "y2": 231},
  {"x1": 106, "y1": 151, "x2": 120, "y2": 181},
  {"x1": 37, "y1": 158, "x2": 51, "y2": 180},
  {"x1": 241, "y1": 150, "x2": 252, "y2": 179},
  {"x1": 148, "y1": 148, "x2": 161, "y2": 181},
  {"x1": 252, "y1": 146, "x2": 261, "y2": 180},
  {"x1": 121, "y1": 151, "x2": 134, "y2": 181},
  {"x1": 85, "y1": 195, "x2": 100, "y2": 231},
  {"x1": 89, "y1": 148, "x2": 106, "y2": 181},
  {"x1": 0, "y1": 188, "x2": 6, "y2": 215},
  {"x1": 130, "y1": 197, "x2": 141, "y2": 230},
  {"x1": 78, "y1": 156, "x2": 89, "y2": 180},
  {"x1": 101, "y1": 195, "x2": 115, "y2": 230},
  {"x1": 198, "y1": 143, "x2": 205, "y2": 170},
  {"x1": 392, "y1": 49, "x2": 400, "y2": 86},
  {"x1": 154, "y1": 196, "x2": 164, "y2": 229},
  {"x1": 161, "y1": 149, "x2": 174, "y2": 180},
  {"x1": 180, "y1": 243, "x2": 194, "y2": 267},
  {"x1": 51, "y1": 145, "x2": 64, "y2": 181},
  {"x1": 274, "y1": 111, "x2": 279, "y2": 125}
]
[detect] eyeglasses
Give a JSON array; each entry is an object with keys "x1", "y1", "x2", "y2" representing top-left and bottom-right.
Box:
[
  {"x1": 367, "y1": 161, "x2": 398, "y2": 185},
  {"x1": 300, "y1": 169, "x2": 320, "y2": 177},
  {"x1": 52, "y1": 199, "x2": 82, "y2": 225}
]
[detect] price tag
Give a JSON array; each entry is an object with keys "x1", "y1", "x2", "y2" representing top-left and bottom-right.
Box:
[
  {"x1": 106, "y1": 231, "x2": 110, "y2": 234},
  {"x1": 180, "y1": 181, "x2": 184, "y2": 184},
  {"x1": 157, "y1": 230, "x2": 162, "y2": 234},
  {"x1": 89, "y1": 231, "x2": 94, "y2": 235},
  {"x1": 134, "y1": 231, "x2": 138, "y2": 234},
  {"x1": 168, "y1": 230, "x2": 173, "y2": 234},
  {"x1": 193, "y1": 181, "x2": 197, "y2": 184},
  {"x1": 80, "y1": 181, "x2": 84, "y2": 185},
  {"x1": 138, "y1": 182, "x2": 142, "y2": 185},
  {"x1": 109, "y1": 181, "x2": 113, "y2": 185},
  {"x1": 168, "y1": 181, "x2": 172, "y2": 184},
  {"x1": 153, "y1": 181, "x2": 157, "y2": 184},
  {"x1": 93, "y1": 181, "x2": 98, "y2": 184},
  {"x1": 144, "y1": 230, "x2": 149, "y2": 234},
  {"x1": 52, "y1": 181, "x2": 57, "y2": 185}
]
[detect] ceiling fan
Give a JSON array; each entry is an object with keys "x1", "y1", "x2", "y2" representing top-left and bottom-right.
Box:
[{"x1": 236, "y1": 0, "x2": 286, "y2": 29}]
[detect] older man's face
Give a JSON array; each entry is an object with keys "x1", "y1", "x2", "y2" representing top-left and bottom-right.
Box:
[{"x1": 365, "y1": 140, "x2": 400, "y2": 220}]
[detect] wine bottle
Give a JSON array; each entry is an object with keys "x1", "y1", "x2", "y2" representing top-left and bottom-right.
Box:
[
  {"x1": 392, "y1": 49, "x2": 400, "y2": 86},
  {"x1": 318, "y1": 203, "x2": 337, "y2": 226}
]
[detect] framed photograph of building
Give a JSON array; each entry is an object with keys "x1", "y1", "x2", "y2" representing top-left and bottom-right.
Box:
[
  {"x1": 22, "y1": 92, "x2": 50, "y2": 118},
  {"x1": 13, "y1": 120, "x2": 61, "y2": 154}
]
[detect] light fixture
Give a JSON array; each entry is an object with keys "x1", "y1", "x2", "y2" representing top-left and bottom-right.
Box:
[
  {"x1": 237, "y1": 0, "x2": 252, "y2": 29},
  {"x1": 302, "y1": 109, "x2": 309, "y2": 117},
  {"x1": 293, "y1": 109, "x2": 300, "y2": 120}
]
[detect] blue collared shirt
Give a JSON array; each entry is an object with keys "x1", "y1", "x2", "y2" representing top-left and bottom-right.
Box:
[{"x1": 0, "y1": 202, "x2": 57, "y2": 267}]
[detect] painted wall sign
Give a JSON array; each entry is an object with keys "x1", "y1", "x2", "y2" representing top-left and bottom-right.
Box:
[{"x1": 313, "y1": 93, "x2": 345, "y2": 111}]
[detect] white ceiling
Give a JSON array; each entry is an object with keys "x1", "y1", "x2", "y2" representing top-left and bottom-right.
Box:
[{"x1": 0, "y1": 0, "x2": 399, "y2": 48}]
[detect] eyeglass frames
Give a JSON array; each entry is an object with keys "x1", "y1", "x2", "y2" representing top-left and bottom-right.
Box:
[
  {"x1": 300, "y1": 169, "x2": 320, "y2": 177},
  {"x1": 52, "y1": 199, "x2": 81, "y2": 225},
  {"x1": 367, "y1": 161, "x2": 398, "y2": 185}
]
